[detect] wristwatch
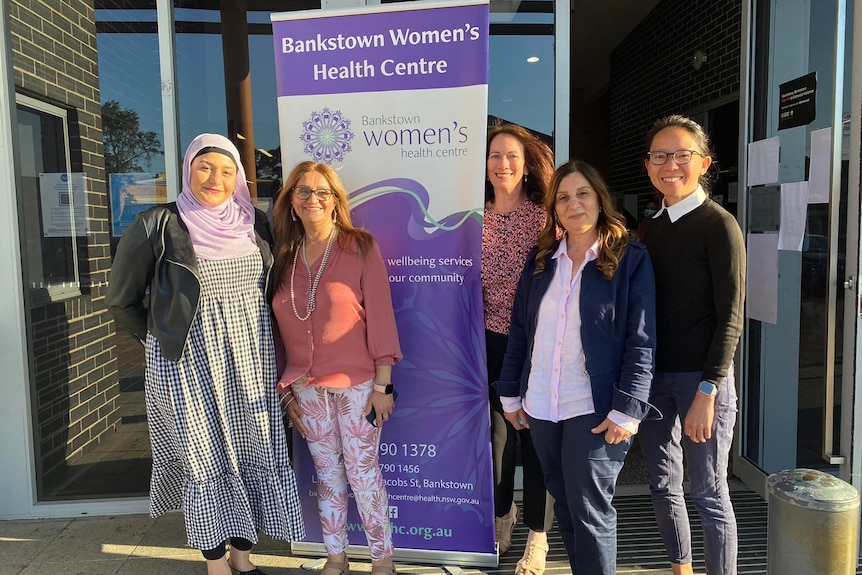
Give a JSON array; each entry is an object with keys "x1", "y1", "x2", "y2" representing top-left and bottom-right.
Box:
[
  {"x1": 374, "y1": 383, "x2": 395, "y2": 395},
  {"x1": 698, "y1": 381, "x2": 718, "y2": 396}
]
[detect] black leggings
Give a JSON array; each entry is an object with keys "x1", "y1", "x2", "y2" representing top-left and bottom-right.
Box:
[
  {"x1": 486, "y1": 329, "x2": 555, "y2": 532},
  {"x1": 201, "y1": 537, "x2": 253, "y2": 561}
]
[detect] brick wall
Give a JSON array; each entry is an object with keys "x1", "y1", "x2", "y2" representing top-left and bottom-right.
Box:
[
  {"x1": 9, "y1": 0, "x2": 119, "y2": 481},
  {"x1": 608, "y1": 0, "x2": 742, "y2": 203}
]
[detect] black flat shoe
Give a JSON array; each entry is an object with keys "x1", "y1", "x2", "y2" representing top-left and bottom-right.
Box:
[{"x1": 229, "y1": 565, "x2": 267, "y2": 575}]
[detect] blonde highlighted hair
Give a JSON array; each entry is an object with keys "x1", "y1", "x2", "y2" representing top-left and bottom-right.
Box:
[{"x1": 271, "y1": 161, "x2": 373, "y2": 289}]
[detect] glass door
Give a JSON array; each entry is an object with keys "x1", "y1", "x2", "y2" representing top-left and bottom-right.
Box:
[{"x1": 737, "y1": 0, "x2": 856, "y2": 484}]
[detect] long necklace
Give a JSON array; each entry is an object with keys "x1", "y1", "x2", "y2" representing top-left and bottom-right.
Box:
[{"x1": 290, "y1": 227, "x2": 336, "y2": 321}]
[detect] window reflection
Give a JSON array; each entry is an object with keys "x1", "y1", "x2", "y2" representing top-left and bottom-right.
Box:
[{"x1": 489, "y1": 35, "x2": 554, "y2": 138}]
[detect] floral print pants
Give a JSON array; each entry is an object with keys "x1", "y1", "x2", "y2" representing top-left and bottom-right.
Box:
[{"x1": 292, "y1": 379, "x2": 394, "y2": 560}]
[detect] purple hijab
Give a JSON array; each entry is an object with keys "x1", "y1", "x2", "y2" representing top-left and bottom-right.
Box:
[{"x1": 176, "y1": 133, "x2": 259, "y2": 261}]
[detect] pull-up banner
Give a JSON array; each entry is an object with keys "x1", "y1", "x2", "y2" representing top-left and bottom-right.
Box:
[{"x1": 271, "y1": 0, "x2": 494, "y2": 566}]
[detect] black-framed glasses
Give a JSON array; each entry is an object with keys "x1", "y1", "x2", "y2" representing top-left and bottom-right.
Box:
[
  {"x1": 293, "y1": 186, "x2": 333, "y2": 200},
  {"x1": 645, "y1": 149, "x2": 705, "y2": 166}
]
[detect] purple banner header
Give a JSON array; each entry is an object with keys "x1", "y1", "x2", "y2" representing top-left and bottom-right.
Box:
[{"x1": 272, "y1": 4, "x2": 489, "y2": 96}]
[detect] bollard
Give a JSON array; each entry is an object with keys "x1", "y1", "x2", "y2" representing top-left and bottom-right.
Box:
[{"x1": 767, "y1": 468, "x2": 860, "y2": 575}]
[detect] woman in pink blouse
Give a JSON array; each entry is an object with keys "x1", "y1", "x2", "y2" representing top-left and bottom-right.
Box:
[
  {"x1": 483, "y1": 123, "x2": 555, "y2": 575},
  {"x1": 272, "y1": 161, "x2": 402, "y2": 575}
]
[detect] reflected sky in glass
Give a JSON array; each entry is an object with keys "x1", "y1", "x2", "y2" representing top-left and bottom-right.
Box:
[
  {"x1": 97, "y1": 5, "x2": 555, "y2": 174},
  {"x1": 489, "y1": 35, "x2": 554, "y2": 137}
]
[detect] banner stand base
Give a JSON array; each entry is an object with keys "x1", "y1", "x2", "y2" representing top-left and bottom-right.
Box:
[{"x1": 291, "y1": 542, "x2": 499, "y2": 569}]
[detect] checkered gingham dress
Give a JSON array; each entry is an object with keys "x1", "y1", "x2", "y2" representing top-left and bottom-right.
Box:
[{"x1": 144, "y1": 252, "x2": 305, "y2": 550}]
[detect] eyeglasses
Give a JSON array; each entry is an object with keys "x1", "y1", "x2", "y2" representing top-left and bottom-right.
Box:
[
  {"x1": 293, "y1": 186, "x2": 333, "y2": 200},
  {"x1": 645, "y1": 149, "x2": 706, "y2": 166}
]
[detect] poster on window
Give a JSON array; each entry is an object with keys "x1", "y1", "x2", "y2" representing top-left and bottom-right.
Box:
[
  {"x1": 271, "y1": 0, "x2": 493, "y2": 566},
  {"x1": 109, "y1": 173, "x2": 166, "y2": 237},
  {"x1": 38, "y1": 172, "x2": 89, "y2": 237}
]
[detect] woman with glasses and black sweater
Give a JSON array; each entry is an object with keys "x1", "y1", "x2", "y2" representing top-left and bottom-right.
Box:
[{"x1": 637, "y1": 115, "x2": 745, "y2": 575}]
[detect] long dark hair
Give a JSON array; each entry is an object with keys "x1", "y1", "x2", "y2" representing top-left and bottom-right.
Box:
[
  {"x1": 271, "y1": 161, "x2": 373, "y2": 289},
  {"x1": 484, "y1": 123, "x2": 554, "y2": 205},
  {"x1": 534, "y1": 160, "x2": 629, "y2": 280}
]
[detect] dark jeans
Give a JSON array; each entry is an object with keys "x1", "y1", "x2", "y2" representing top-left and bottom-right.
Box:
[
  {"x1": 486, "y1": 330, "x2": 554, "y2": 531},
  {"x1": 529, "y1": 413, "x2": 630, "y2": 575},
  {"x1": 638, "y1": 370, "x2": 738, "y2": 575}
]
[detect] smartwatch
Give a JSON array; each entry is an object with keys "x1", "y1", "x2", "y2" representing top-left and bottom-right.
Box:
[
  {"x1": 698, "y1": 381, "x2": 718, "y2": 397},
  {"x1": 374, "y1": 383, "x2": 395, "y2": 395}
]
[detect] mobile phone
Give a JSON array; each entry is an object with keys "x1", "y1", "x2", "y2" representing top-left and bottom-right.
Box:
[{"x1": 366, "y1": 389, "x2": 398, "y2": 427}]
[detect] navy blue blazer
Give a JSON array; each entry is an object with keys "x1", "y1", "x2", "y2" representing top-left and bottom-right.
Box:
[{"x1": 494, "y1": 240, "x2": 659, "y2": 421}]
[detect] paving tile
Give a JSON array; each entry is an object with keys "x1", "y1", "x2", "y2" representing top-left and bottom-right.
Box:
[
  {"x1": 29, "y1": 516, "x2": 154, "y2": 563},
  {"x1": 130, "y1": 513, "x2": 196, "y2": 558},
  {"x1": 18, "y1": 560, "x2": 124, "y2": 575},
  {"x1": 115, "y1": 556, "x2": 203, "y2": 575},
  {"x1": 0, "y1": 489, "x2": 787, "y2": 575},
  {"x1": 252, "y1": 532, "x2": 296, "y2": 554},
  {"x1": 250, "y1": 551, "x2": 309, "y2": 570},
  {"x1": 118, "y1": 555, "x2": 308, "y2": 575},
  {"x1": 0, "y1": 519, "x2": 70, "y2": 566}
]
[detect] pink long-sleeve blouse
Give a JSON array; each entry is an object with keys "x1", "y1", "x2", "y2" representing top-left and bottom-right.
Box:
[{"x1": 273, "y1": 235, "x2": 402, "y2": 391}]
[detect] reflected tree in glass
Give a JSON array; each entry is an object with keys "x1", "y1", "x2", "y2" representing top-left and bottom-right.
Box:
[{"x1": 102, "y1": 100, "x2": 161, "y2": 173}]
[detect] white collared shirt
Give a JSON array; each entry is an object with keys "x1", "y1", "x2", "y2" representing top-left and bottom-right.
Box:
[
  {"x1": 523, "y1": 237, "x2": 597, "y2": 422},
  {"x1": 652, "y1": 185, "x2": 707, "y2": 223},
  {"x1": 501, "y1": 236, "x2": 640, "y2": 433}
]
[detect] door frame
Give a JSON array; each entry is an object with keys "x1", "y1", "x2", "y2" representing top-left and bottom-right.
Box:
[{"x1": 841, "y1": 0, "x2": 862, "y2": 491}]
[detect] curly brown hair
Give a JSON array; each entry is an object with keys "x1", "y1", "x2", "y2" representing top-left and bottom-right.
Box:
[
  {"x1": 534, "y1": 160, "x2": 629, "y2": 280},
  {"x1": 271, "y1": 161, "x2": 373, "y2": 289},
  {"x1": 484, "y1": 122, "x2": 554, "y2": 205}
]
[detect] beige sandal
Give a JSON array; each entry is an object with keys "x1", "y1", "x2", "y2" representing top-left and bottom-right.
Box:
[
  {"x1": 495, "y1": 502, "x2": 519, "y2": 555},
  {"x1": 370, "y1": 565, "x2": 397, "y2": 575},
  {"x1": 514, "y1": 530, "x2": 549, "y2": 575},
  {"x1": 320, "y1": 559, "x2": 350, "y2": 575}
]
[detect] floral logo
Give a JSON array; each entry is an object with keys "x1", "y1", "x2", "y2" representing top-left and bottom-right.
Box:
[{"x1": 299, "y1": 108, "x2": 354, "y2": 164}]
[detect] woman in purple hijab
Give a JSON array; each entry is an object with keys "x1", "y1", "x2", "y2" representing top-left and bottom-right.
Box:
[{"x1": 107, "y1": 134, "x2": 304, "y2": 575}]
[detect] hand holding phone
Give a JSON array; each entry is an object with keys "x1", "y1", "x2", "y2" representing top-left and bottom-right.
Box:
[{"x1": 366, "y1": 389, "x2": 398, "y2": 427}]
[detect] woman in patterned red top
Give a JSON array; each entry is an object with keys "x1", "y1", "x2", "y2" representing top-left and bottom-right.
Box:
[{"x1": 482, "y1": 123, "x2": 555, "y2": 575}]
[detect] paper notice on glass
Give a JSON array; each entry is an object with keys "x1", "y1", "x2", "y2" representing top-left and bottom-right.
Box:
[
  {"x1": 746, "y1": 233, "x2": 779, "y2": 324},
  {"x1": 778, "y1": 182, "x2": 809, "y2": 251},
  {"x1": 39, "y1": 172, "x2": 89, "y2": 237},
  {"x1": 808, "y1": 126, "x2": 831, "y2": 203},
  {"x1": 747, "y1": 137, "x2": 780, "y2": 187}
]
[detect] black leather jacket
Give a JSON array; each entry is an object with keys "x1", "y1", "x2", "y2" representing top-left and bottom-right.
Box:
[{"x1": 106, "y1": 202, "x2": 274, "y2": 361}]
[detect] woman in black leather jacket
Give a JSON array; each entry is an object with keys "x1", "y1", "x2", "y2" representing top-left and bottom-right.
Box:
[{"x1": 107, "y1": 133, "x2": 304, "y2": 575}]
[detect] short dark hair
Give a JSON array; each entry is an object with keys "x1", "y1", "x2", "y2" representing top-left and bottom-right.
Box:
[{"x1": 644, "y1": 114, "x2": 715, "y2": 191}]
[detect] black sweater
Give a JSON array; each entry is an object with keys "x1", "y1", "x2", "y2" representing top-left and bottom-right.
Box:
[{"x1": 638, "y1": 199, "x2": 745, "y2": 386}]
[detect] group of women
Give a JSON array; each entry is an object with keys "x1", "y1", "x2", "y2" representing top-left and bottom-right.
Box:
[
  {"x1": 107, "y1": 135, "x2": 399, "y2": 575},
  {"x1": 106, "y1": 112, "x2": 744, "y2": 575},
  {"x1": 485, "y1": 115, "x2": 744, "y2": 575}
]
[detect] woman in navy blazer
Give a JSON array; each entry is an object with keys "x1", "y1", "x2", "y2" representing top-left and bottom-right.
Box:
[{"x1": 495, "y1": 160, "x2": 658, "y2": 575}]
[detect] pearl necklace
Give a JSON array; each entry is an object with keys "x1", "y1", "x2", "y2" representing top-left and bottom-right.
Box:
[{"x1": 290, "y1": 227, "x2": 336, "y2": 321}]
